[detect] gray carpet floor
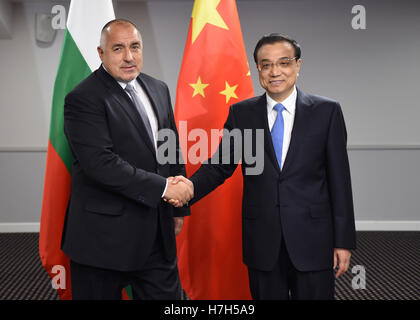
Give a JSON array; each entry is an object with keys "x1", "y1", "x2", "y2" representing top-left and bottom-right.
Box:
[{"x1": 0, "y1": 232, "x2": 418, "y2": 300}]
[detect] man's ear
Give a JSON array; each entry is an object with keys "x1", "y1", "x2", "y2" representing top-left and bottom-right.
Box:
[
  {"x1": 296, "y1": 58, "x2": 302, "y2": 71},
  {"x1": 97, "y1": 46, "x2": 104, "y2": 60}
]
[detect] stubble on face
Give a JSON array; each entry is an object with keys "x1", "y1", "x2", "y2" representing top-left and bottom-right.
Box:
[{"x1": 98, "y1": 23, "x2": 143, "y2": 83}]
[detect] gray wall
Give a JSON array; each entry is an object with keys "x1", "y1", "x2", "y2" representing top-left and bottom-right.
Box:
[{"x1": 0, "y1": 0, "x2": 419, "y2": 231}]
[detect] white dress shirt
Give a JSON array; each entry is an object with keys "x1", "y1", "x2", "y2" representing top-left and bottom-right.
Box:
[{"x1": 266, "y1": 86, "x2": 297, "y2": 169}]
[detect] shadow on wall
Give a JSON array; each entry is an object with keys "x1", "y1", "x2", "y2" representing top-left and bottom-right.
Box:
[{"x1": 116, "y1": 1, "x2": 164, "y2": 81}]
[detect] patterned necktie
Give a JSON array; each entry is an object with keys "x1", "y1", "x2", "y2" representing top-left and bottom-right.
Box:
[
  {"x1": 125, "y1": 83, "x2": 155, "y2": 147},
  {"x1": 271, "y1": 103, "x2": 286, "y2": 170}
]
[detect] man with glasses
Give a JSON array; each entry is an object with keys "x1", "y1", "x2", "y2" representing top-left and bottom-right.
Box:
[{"x1": 170, "y1": 34, "x2": 356, "y2": 300}]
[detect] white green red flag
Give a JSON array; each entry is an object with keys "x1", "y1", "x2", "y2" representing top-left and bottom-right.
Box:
[{"x1": 39, "y1": 0, "x2": 115, "y2": 299}]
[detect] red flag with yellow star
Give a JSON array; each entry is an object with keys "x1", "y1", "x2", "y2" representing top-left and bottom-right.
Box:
[{"x1": 175, "y1": 0, "x2": 254, "y2": 299}]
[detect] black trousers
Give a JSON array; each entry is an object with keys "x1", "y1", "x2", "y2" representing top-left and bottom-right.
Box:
[
  {"x1": 248, "y1": 240, "x2": 335, "y2": 300},
  {"x1": 70, "y1": 233, "x2": 180, "y2": 300}
]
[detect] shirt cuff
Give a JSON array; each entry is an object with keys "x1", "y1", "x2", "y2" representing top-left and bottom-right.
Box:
[{"x1": 161, "y1": 179, "x2": 168, "y2": 198}]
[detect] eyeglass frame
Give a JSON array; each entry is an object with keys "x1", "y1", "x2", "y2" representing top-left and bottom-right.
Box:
[{"x1": 257, "y1": 56, "x2": 299, "y2": 72}]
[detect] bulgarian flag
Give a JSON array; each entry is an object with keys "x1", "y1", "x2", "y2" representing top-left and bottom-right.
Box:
[
  {"x1": 39, "y1": 0, "x2": 114, "y2": 300},
  {"x1": 175, "y1": 0, "x2": 254, "y2": 299}
]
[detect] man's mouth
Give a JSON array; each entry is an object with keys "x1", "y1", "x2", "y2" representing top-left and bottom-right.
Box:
[
  {"x1": 121, "y1": 65, "x2": 136, "y2": 71},
  {"x1": 269, "y1": 80, "x2": 284, "y2": 85}
]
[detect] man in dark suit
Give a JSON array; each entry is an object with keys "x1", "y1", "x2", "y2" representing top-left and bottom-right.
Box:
[
  {"x1": 171, "y1": 34, "x2": 356, "y2": 299},
  {"x1": 61, "y1": 19, "x2": 193, "y2": 299}
]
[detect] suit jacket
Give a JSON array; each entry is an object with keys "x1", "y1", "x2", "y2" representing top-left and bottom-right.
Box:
[
  {"x1": 190, "y1": 89, "x2": 356, "y2": 272},
  {"x1": 61, "y1": 65, "x2": 189, "y2": 272}
]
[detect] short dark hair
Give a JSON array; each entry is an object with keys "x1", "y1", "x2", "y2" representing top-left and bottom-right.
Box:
[
  {"x1": 101, "y1": 18, "x2": 139, "y2": 33},
  {"x1": 100, "y1": 19, "x2": 141, "y2": 47},
  {"x1": 253, "y1": 33, "x2": 301, "y2": 64}
]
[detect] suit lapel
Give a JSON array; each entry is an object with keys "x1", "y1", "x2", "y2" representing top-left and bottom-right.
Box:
[
  {"x1": 254, "y1": 93, "x2": 282, "y2": 175},
  {"x1": 280, "y1": 88, "x2": 312, "y2": 175},
  {"x1": 137, "y1": 74, "x2": 165, "y2": 131},
  {"x1": 96, "y1": 66, "x2": 156, "y2": 156}
]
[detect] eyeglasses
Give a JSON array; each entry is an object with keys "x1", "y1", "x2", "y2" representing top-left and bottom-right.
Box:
[{"x1": 258, "y1": 57, "x2": 298, "y2": 72}]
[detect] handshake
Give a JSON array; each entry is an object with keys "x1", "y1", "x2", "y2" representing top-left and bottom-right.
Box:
[{"x1": 163, "y1": 176, "x2": 194, "y2": 208}]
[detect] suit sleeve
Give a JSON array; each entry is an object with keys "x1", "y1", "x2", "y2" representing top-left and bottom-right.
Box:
[
  {"x1": 189, "y1": 105, "x2": 241, "y2": 205},
  {"x1": 165, "y1": 85, "x2": 191, "y2": 217},
  {"x1": 64, "y1": 91, "x2": 166, "y2": 208},
  {"x1": 326, "y1": 102, "x2": 357, "y2": 249}
]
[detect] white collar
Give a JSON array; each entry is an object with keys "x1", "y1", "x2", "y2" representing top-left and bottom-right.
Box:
[
  {"x1": 266, "y1": 86, "x2": 297, "y2": 115},
  {"x1": 102, "y1": 64, "x2": 140, "y2": 91},
  {"x1": 117, "y1": 78, "x2": 139, "y2": 91}
]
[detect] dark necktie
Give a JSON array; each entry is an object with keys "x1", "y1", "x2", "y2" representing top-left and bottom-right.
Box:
[
  {"x1": 271, "y1": 103, "x2": 285, "y2": 170},
  {"x1": 125, "y1": 83, "x2": 155, "y2": 148}
]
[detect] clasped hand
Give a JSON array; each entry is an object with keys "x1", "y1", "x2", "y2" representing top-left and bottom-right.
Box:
[{"x1": 163, "y1": 176, "x2": 194, "y2": 207}]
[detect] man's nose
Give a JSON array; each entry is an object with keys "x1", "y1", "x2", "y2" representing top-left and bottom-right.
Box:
[
  {"x1": 123, "y1": 48, "x2": 133, "y2": 61},
  {"x1": 269, "y1": 64, "x2": 282, "y2": 77}
]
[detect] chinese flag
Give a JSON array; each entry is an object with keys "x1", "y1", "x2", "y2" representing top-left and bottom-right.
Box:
[{"x1": 175, "y1": 0, "x2": 254, "y2": 299}]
